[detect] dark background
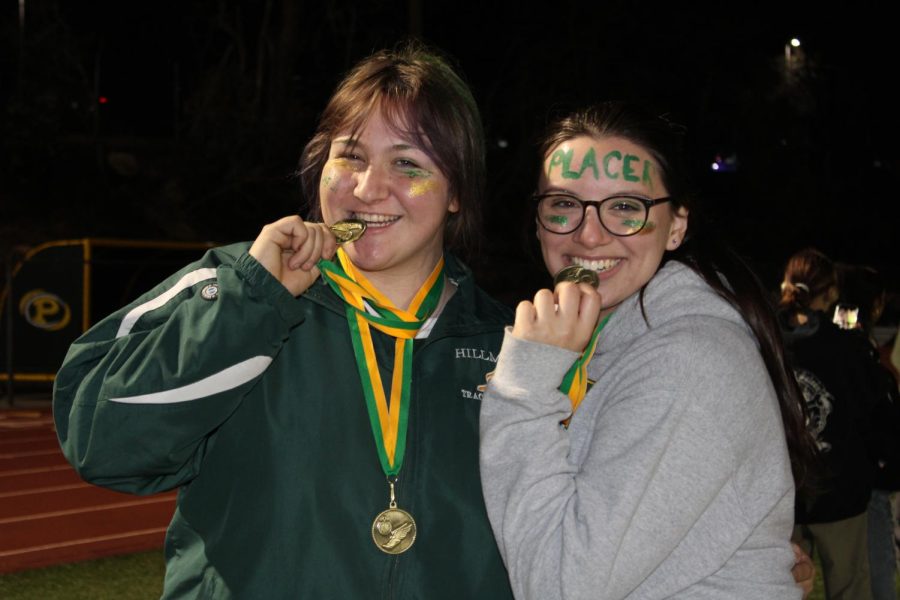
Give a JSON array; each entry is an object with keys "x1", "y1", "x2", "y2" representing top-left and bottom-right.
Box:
[{"x1": 2, "y1": 0, "x2": 898, "y2": 310}]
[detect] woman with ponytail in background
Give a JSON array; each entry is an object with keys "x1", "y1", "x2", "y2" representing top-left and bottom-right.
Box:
[{"x1": 779, "y1": 248, "x2": 883, "y2": 600}]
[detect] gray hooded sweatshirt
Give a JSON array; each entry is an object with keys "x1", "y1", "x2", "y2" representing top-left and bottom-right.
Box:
[{"x1": 480, "y1": 261, "x2": 799, "y2": 599}]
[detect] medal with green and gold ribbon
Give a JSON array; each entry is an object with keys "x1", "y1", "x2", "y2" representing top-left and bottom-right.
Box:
[
  {"x1": 558, "y1": 314, "x2": 611, "y2": 426},
  {"x1": 318, "y1": 248, "x2": 444, "y2": 554}
]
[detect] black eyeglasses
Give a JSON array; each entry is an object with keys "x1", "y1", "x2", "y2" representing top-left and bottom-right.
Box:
[{"x1": 534, "y1": 192, "x2": 673, "y2": 236}]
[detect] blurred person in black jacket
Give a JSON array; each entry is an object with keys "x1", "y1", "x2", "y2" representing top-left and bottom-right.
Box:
[
  {"x1": 837, "y1": 264, "x2": 900, "y2": 600},
  {"x1": 779, "y1": 248, "x2": 882, "y2": 600}
]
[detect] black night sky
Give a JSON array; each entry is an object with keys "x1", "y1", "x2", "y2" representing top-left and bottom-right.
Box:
[{"x1": 2, "y1": 0, "x2": 898, "y2": 308}]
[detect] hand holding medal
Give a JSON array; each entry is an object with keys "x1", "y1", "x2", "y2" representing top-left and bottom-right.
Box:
[
  {"x1": 249, "y1": 217, "x2": 368, "y2": 297},
  {"x1": 511, "y1": 274, "x2": 603, "y2": 353}
]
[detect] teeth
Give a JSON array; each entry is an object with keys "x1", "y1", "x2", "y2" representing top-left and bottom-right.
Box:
[
  {"x1": 352, "y1": 212, "x2": 400, "y2": 226},
  {"x1": 570, "y1": 257, "x2": 621, "y2": 272}
]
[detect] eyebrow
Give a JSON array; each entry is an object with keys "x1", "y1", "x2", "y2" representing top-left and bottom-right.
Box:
[{"x1": 331, "y1": 137, "x2": 417, "y2": 152}]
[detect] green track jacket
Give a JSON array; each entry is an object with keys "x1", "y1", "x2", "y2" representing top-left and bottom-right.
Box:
[{"x1": 54, "y1": 243, "x2": 515, "y2": 599}]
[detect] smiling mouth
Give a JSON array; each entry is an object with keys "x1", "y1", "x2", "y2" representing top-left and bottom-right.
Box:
[
  {"x1": 351, "y1": 212, "x2": 400, "y2": 227},
  {"x1": 570, "y1": 257, "x2": 622, "y2": 272}
]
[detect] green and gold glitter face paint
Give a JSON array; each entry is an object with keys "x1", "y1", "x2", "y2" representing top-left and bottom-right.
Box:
[
  {"x1": 409, "y1": 178, "x2": 439, "y2": 197},
  {"x1": 401, "y1": 167, "x2": 436, "y2": 197},
  {"x1": 330, "y1": 157, "x2": 363, "y2": 172},
  {"x1": 548, "y1": 215, "x2": 569, "y2": 226},
  {"x1": 401, "y1": 167, "x2": 431, "y2": 179},
  {"x1": 320, "y1": 165, "x2": 343, "y2": 193},
  {"x1": 621, "y1": 219, "x2": 657, "y2": 235},
  {"x1": 321, "y1": 172, "x2": 335, "y2": 191}
]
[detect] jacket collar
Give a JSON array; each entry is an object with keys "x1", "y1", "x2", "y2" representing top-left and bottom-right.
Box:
[{"x1": 301, "y1": 252, "x2": 511, "y2": 336}]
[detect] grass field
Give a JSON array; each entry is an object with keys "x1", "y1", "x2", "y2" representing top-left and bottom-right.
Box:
[
  {"x1": 0, "y1": 550, "x2": 897, "y2": 599},
  {"x1": 0, "y1": 552, "x2": 165, "y2": 600}
]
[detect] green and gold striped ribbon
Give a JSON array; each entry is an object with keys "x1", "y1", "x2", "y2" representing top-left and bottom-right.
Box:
[
  {"x1": 318, "y1": 248, "x2": 444, "y2": 475},
  {"x1": 559, "y1": 314, "x2": 611, "y2": 421}
]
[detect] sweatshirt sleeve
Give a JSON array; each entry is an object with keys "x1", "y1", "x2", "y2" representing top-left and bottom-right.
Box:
[
  {"x1": 480, "y1": 322, "x2": 793, "y2": 599},
  {"x1": 53, "y1": 246, "x2": 305, "y2": 495}
]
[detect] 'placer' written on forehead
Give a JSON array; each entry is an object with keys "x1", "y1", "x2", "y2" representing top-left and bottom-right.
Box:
[{"x1": 547, "y1": 147, "x2": 655, "y2": 190}]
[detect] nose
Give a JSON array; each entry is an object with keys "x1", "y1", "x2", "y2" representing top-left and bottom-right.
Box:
[
  {"x1": 573, "y1": 205, "x2": 612, "y2": 247},
  {"x1": 353, "y1": 164, "x2": 389, "y2": 204}
]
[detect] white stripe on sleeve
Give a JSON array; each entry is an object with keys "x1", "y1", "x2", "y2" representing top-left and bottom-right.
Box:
[
  {"x1": 108, "y1": 355, "x2": 273, "y2": 405},
  {"x1": 116, "y1": 268, "x2": 218, "y2": 338}
]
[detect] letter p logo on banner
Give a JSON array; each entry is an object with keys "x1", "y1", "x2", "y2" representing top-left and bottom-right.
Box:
[{"x1": 19, "y1": 289, "x2": 72, "y2": 331}]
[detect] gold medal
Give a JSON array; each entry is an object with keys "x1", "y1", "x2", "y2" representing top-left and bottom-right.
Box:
[
  {"x1": 329, "y1": 219, "x2": 367, "y2": 243},
  {"x1": 371, "y1": 478, "x2": 416, "y2": 554},
  {"x1": 318, "y1": 252, "x2": 444, "y2": 556},
  {"x1": 553, "y1": 265, "x2": 599, "y2": 288},
  {"x1": 372, "y1": 508, "x2": 417, "y2": 554}
]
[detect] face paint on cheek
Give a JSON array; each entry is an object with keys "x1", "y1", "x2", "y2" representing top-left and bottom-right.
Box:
[
  {"x1": 320, "y1": 167, "x2": 342, "y2": 192},
  {"x1": 548, "y1": 215, "x2": 568, "y2": 226},
  {"x1": 401, "y1": 168, "x2": 436, "y2": 197},
  {"x1": 409, "y1": 178, "x2": 439, "y2": 197},
  {"x1": 329, "y1": 157, "x2": 362, "y2": 172},
  {"x1": 402, "y1": 168, "x2": 432, "y2": 179},
  {"x1": 639, "y1": 221, "x2": 657, "y2": 234},
  {"x1": 621, "y1": 219, "x2": 656, "y2": 234}
]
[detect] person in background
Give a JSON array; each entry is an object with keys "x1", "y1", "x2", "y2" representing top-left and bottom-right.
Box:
[
  {"x1": 892, "y1": 328, "x2": 900, "y2": 375},
  {"x1": 837, "y1": 264, "x2": 900, "y2": 600},
  {"x1": 479, "y1": 102, "x2": 815, "y2": 599},
  {"x1": 779, "y1": 248, "x2": 883, "y2": 600},
  {"x1": 53, "y1": 43, "x2": 516, "y2": 599}
]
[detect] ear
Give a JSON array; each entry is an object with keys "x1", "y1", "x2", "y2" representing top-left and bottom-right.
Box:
[
  {"x1": 666, "y1": 206, "x2": 689, "y2": 250},
  {"x1": 448, "y1": 195, "x2": 460, "y2": 214}
]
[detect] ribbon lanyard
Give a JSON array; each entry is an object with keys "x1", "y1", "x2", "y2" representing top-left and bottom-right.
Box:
[
  {"x1": 558, "y1": 314, "x2": 611, "y2": 418},
  {"x1": 318, "y1": 248, "x2": 444, "y2": 475}
]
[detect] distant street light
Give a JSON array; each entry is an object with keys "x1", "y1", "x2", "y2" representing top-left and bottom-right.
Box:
[{"x1": 785, "y1": 37, "x2": 801, "y2": 72}]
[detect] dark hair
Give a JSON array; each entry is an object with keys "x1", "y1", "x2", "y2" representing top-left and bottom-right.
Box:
[
  {"x1": 538, "y1": 101, "x2": 816, "y2": 489},
  {"x1": 299, "y1": 42, "x2": 485, "y2": 256},
  {"x1": 778, "y1": 248, "x2": 837, "y2": 313},
  {"x1": 837, "y1": 263, "x2": 886, "y2": 332}
]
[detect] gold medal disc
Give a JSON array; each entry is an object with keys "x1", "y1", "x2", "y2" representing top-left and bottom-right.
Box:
[
  {"x1": 372, "y1": 508, "x2": 417, "y2": 554},
  {"x1": 553, "y1": 265, "x2": 600, "y2": 288},
  {"x1": 330, "y1": 219, "x2": 367, "y2": 244}
]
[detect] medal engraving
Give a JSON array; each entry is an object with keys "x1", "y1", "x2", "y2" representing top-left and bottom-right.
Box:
[
  {"x1": 330, "y1": 219, "x2": 367, "y2": 243},
  {"x1": 553, "y1": 265, "x2": 599, "y2": 288},
  {"x1": 372, "y1": 508, "x2": 417, "y2": 554}
]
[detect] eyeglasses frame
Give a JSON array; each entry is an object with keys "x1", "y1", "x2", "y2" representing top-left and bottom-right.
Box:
[{"x1": 533, "y1": 191, "x2": 674, "y2": 236}]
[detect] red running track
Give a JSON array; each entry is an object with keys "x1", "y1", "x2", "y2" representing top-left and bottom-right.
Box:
[{"x1": 0, "y1": 407, "x2": 176, "y2": 574}]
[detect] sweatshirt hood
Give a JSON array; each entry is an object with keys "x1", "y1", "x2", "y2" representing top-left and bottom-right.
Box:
[{"x1": 599, "y1": 261, "x2": 750, "y2": 352}]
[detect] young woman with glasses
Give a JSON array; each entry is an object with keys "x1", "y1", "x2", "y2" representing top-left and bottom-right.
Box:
[{"x1": 479, "y1": 102, "x2": 816, "y2": 599}]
